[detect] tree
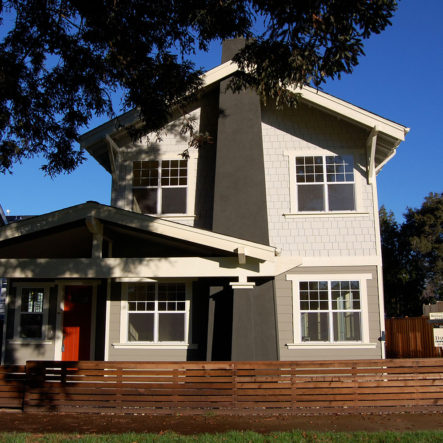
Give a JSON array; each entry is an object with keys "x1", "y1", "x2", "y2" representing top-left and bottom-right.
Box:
[
  {"x1": 0, "y1": 0, "x2": 397, "y2": 176},
  {"x1": 380, "y1": 193, "x2": 443, "y2": 317}
]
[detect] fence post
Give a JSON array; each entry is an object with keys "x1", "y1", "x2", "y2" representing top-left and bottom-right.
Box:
[{"x1": 232, "y1": 363, "x2": 238, "y2": 409}]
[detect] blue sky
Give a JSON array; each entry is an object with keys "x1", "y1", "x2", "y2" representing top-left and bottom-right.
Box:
[{"x1": 0, "y1": 0, "x2": 442, "y2": 220}]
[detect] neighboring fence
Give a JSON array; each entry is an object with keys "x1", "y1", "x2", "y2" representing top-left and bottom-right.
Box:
[
  {"x1": 0, "y1": 365, "x2": 26, "y2": 409},
  {"x1": 385, "y1": 317, "x2": 442, "y2": 358}
]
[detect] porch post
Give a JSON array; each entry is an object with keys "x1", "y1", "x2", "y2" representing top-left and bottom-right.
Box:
[{"x1": 231, "y1": 279, "x2": 279, "y2": 361}]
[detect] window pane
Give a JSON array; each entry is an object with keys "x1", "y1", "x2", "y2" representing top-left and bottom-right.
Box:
[
  {"x1": 128, "y1": 313, "x2": 154, "y2": 341},
  {"x1": 298, "y1": 185, "x2": 324, "y2": 211},
  {"x1": 20, "y1": 313, "x2": 43, "y2": 338},
  {"x1": 328, "y1": 184, "x2": 355, "y2": 211},
  {"x1": 333, "y1": 312, "x2": 361, "y2": 341},
  {"x1": 21, "y1": 289, "x2": 44, "y2": 313},
  {"x1": 162, "y1": 188, "x2": 187, "y2": 214},
  {"x1": 158, "y1": 313, "x2": 185, "y2": 341},
  {"x1": 301, "y1": 312, "x2": 329, "y2": 341},
  {"x1": 133, "y1": 188, "x2": 157, "y2": 213}
]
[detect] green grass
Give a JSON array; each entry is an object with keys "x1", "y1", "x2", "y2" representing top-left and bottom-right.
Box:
[{"x1": 1, "y1": 431, "x2": 443, "y2": 443}]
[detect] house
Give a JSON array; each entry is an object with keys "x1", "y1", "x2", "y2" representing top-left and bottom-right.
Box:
[{"x1": 0, "y1": 40, "x2": 409, "y2": 364}]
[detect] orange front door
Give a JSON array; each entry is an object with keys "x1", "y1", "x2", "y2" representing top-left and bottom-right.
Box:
[{"x1": 62, "y1": 286, "x2": 92, "y2": 361}]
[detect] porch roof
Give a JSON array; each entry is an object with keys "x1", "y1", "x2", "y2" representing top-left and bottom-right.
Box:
[{"x1": 0, "y1": 201, "x2": 277, "y2": 262}]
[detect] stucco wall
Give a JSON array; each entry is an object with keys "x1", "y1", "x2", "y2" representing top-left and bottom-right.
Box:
[{"x1": 261, "y1": 103, "x2": 378, "y2": 257}]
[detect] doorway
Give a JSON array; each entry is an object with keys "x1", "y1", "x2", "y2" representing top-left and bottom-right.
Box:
[{"x1": 62, "y1": 286, "x2": 92, "y2": 361}]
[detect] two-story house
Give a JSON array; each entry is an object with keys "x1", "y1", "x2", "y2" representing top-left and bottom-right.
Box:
[{"x1": 0, "y1": 40, "x2": 409, "y2": 364}]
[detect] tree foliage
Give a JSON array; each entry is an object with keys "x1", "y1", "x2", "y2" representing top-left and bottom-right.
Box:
[
  {"x1": 0, "y1": 0, "x2": 397, "y2": 175},
  {"x1": 380, "y1": 193, "x2": 443, "y2": 317}
]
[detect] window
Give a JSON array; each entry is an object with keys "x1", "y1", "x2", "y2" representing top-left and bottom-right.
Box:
[
  {"x1": 296, "y1": 155, "x2": 355, "y2": 212},
  {"x1": 19, "y1": 288, "x2": 45, "y2": 339},
  {"x1": 133, "y1": 160, "x2": 187, "y2": 214},
  {"x1": 126, "y1": 283, "x2": 188, "y2": 343},
  {"x1": 299, "y1": 280, "x2": 361, "y2": 342}
]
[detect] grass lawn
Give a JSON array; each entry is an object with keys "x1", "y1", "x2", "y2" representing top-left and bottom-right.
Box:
[{"x1": 1, "y1": 430, "x2": 442, "y2": 442}]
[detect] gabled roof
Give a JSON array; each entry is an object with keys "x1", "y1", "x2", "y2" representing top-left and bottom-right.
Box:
[
  {"x1": 80, "y1": 61, "x2": 409, "y2": 173},
  {"x1": 0, "y1": 201, "x2": 277, "y2": 261}
]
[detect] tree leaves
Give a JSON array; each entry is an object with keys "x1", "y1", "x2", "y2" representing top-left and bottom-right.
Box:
[
  {"x1": 381, "y1": 193, "x2": 443, "y2": 317},
  {"x1": 0, "y1": 0, "x2": 397, "y2": 175}
]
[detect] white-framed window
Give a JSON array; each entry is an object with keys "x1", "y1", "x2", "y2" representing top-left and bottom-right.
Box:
[
  {"x1": 132, "y1": 160, "x2": 187, "y2": 214},
  {"x1": 286, "y1": 274, "x2": 375, "y2": 348},
  {"x1": 13, "y1": 284, "x2": 50, "y2": 341},
  {"x1": 295, "y1": 155, "x2": 355, "y2": 212},
  {"x1": 299, "y1": 280, "x2": 361, "y2": 342},
  {"x1": 121, "y1": 282, "x2": 191, "y2": 345}
]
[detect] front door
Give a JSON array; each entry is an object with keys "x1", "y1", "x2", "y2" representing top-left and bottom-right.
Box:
[{"x1": 62, "y1": 286, "x2": 92, "y2": 361}]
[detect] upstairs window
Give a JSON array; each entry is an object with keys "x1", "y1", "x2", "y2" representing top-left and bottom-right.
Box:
[
  {"x1": 296, "y1": 155, "x2": 355, "y2": 212},
  {"x1": 133, "y1": 160, "x2": 187, "y2": 214}
]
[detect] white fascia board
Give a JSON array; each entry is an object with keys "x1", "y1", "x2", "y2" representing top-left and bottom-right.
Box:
[
  {"x1": 293, "y1": 85, "x2": 409, "y2": 141},
  {"x1": 0, "y1": 203, "x2": 277, "y2": 261},
  {"x1": 0, "y1": 256, "x2": 301, "y2": 279},
  {"x1": 201, "y1": 61, "x2": 238, "y2": 87}
]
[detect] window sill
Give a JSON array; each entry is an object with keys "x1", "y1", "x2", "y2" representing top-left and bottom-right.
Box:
[
  {"x1": 283, "y1": 212, "x2": 369, "y2": 219},
  {"x1": 8, "y1": 339, "x2": 53, "y2": 345},
  {"x1": 148, "y1": 214, "x2": 196, "y2": 220},
  {"x1": 112, "y1": 342, "x2": 197, "y2": 350},
  {"x1": 286, "y1": 342, "x2": 377, "y2": 350}
]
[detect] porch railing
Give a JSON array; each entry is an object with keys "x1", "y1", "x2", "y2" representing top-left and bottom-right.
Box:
[{"x1": 1, "y1": 359, "x2": 442, "y2": 412}]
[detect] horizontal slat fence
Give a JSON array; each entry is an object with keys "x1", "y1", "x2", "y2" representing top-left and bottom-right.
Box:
[
  {"x1": 0, "y1": 365, "x2": 26, "y2": 409},
  {"x1": 21, "y1": 359, "x2": 443, "y2": 412}
]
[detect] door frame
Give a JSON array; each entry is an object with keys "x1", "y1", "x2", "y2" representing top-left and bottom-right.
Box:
[{"x1": 54, "y1": 280, "x2": 99, "y2": 361}]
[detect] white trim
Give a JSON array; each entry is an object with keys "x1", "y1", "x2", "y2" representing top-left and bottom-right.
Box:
[
  {"x1": 229, "y1": 282, "x2": 256, "y2": 289},
  {"x1": 112, "y1": 343, "x2": 197, "y2": 350},
  {"x1": 1, "y1": 279, "x2": 9, "y2": 365},
  {"x1": 286, "y1": 343, "x2": 377, "y2": 349},
  {"x1": 299, "y1": 257, "x2": 381, "y2": 267},
  {"x1": 54, "y1": 284, "x2": 64, "y2": 360},
  {"x1": 0, "y1": 256, "x2": 303, "y2": 279},
  {"x1": 371, "y1": 173, "x2": 386, "y2": 358},
  {"x1": 7, "y1": 340, "x2": 53, "y2": 345},
  {"x1": 286, "y1": 274, "x2": 372, "y2": 346},
  {"x1": 104, "y1": 279, "x2": 111, "y2": 361},
  {"x1": 284, "y1": 212, "x2": 369, "y2": 219}
]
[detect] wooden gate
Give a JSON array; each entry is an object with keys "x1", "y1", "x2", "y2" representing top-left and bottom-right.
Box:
[{"x1": 385, "y1": 317, "x2": 442, "y2": 358}]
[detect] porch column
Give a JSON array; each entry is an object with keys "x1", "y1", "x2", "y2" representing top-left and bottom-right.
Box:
[{"x1": 231, "y1": 279, "x2": 279, "y2": 361}]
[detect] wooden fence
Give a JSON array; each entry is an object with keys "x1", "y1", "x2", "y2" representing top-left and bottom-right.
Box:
[
  {"x1": 1, "y1": 359, "x2": 442, "y2": 412},
  {"x1": 385, "y1": 317, "x2": 442, "y2": 358},
  {"x1": 0, "y1": 365, "x2": 26, "y2": 409}
]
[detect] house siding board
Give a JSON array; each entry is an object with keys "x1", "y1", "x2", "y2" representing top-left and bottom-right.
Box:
[
  {"x1": 275, "y1": 265, "x2": 382, "y2": 360},
  {"x1": 261, "y1": 103, "x2": 378, "y2": 257}
]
